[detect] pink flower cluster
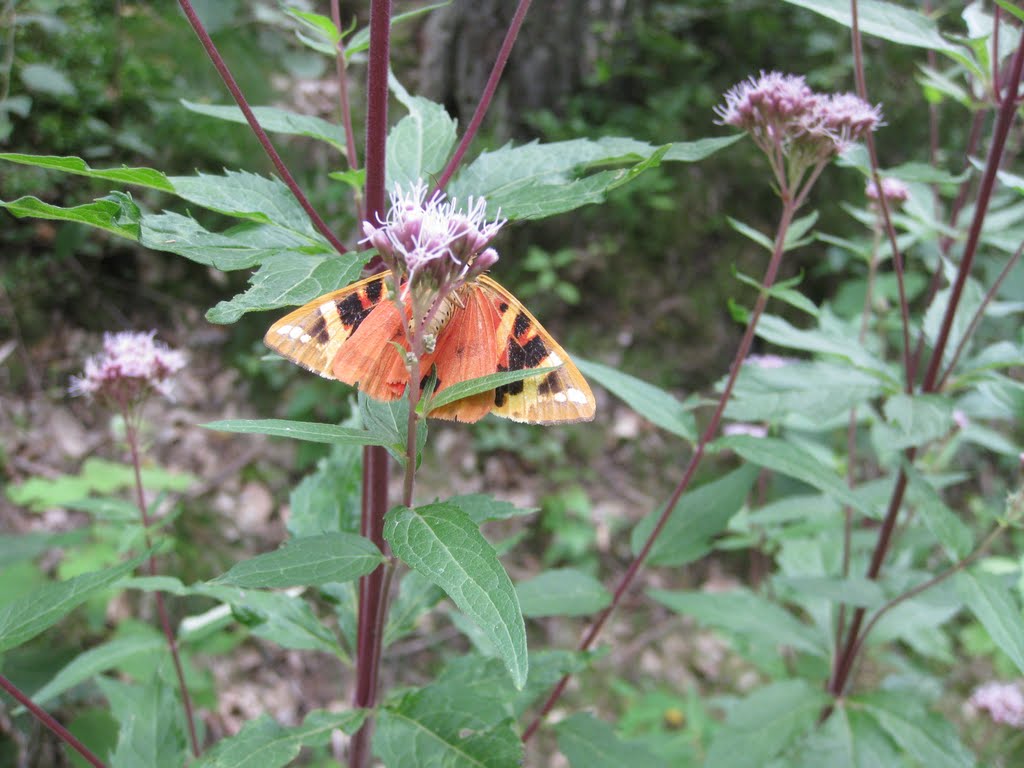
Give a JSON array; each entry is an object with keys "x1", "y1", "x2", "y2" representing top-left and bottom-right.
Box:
[
  {"x1": 69, "y1": 330, "x2": 186, "y2": 405},
  {"x1": 865, "y1": 177, "x2": 910, "y2": 204},
  {"x1": 362, "y1": 181, "x2": 504, "y2": 291},
  {"x1": 716, "y1": 71, "x2": 882, "y2": 159},
  {"x1": 969, "y1": 681, "x2": 1024, "y2": 727}
]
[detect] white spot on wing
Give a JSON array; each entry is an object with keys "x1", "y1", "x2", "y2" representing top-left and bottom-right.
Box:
[
  {"x1": 319, "y1": 300, "x2": 336, "y2": 316},
  {"x1": 288, "y1": 326, "x2": 304, "y2": 340},
  {"x1": 566, "y1": 388, "x2": 588, "y2": 404},
  {"x1": 277, "y1": 325, "x2": 294, "y2": 336},
  {"x1": 299, "y1": 333, "x2": 312, "y2": 343}
]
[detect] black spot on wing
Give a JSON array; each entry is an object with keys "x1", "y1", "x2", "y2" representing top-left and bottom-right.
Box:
[
  {"x1": 521, "y1": 336, "x2": 548, "y2": 368},
  {"x1": 537, "y1": 370, "x2": 563, "y2": 396},
  {"x1": 513, "y1": 311, "x2": 530, "y2": 338},
  {"x1": 498, "y1": 301, "x2": 509, "y2": 314},
  {"x1": 338, "y1": 293, "x2": 372, "y2": 330},
  {"x1": 366, "y1": 278, "x2": 384, "y2": 302},
  {"x1": 309, "y1": 315, "x2": 330, "y2": 344}
]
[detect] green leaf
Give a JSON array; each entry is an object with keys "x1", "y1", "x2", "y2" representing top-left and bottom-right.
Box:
[
  {"x1": 358, "y1": 393, "x2": 428, "y2": 467},
  {"x1": 774, "y1": 575, "x2": 886, "y2": 608},
  {"x1": 0, "y1": 557, "x2": 144, "y2": 653},
  {"x1": 631, "y1": 465, "x2": 759, "y2": 567},
  {"x1": 285, "y1": 8, "x2": 342, "y2": 51},
  {"x1": 922, "y1": 275, "x2": 986, "y2": 374},
  {"x1": 19, "y1": 63, "x2": 76, "y2": 97},
  {"x1": 782, "y1": 0, "x2": 960, "y2": 53},
  {"x1": 0, "y1": 192, "x2": 141, "y2": 239},
  {"x1": 208, "y1": 252, "x2": 369, "y2": 323},
  {"x1": 448, "y1": 493, "x2": 537, "y2": 525},
  {"x1": 140, "y1": 212, "x2": 316, "y2": 271},
  {"x1": 859, "y1": 692, "x2": 975, "y2": 768},
  {"x1": 384, "y1": 502, "x2": 528, "y2": 688},
  {"x1": 212, "y1": 533, "x2": 383, "y2": 588},
  {"x1": 516, "y1": 569, "x2": 610, "y2": 618},
  {"x1": 375, "y1": 684, "x2": 522, "y2": 768},
  {"x1": 870, "y1": 394, "x2": 954, "y2": 460},
  {"x1": 288, "y1": 441, "x2": 362, "y2": 537},
  {"x1": 705, "y1": 680, "x2": 830, "y2": 768},
  {"x1": 576, "y1": 357, "x2": 696, "y2": 441},
  {"x1": 728, "y1": 216, "x2": 774, "y2": 251},
  {"x1": 181, "y1": 101, "x2": 349, "y2": 154},
  {"x1": 957, "y1": 571, "x2": 1024, "y2": 675},
  {"x1": 649, "y1": 588, "x2": 826, "y2": 656},
  {"x1": 0, "y1": 530, "x2": 88, "y2": 567},
  {"x1": 556, "y1": 712, "x2": 669, "y2": 768},
  {"x1": 98, "y1": 676, "x2": 187, "y2": 768},
  {"x1": 206, "y1": 586, "x2": 347, "y2": 659},
  {"x1": 425, "y1": 366, "x2": 559, "y2": 412},
  {"x1": 717, "y1": 435, "x2": 873, "y2": 517},
  {"x1": 449, "y1": 135, "x2": 730, "y2": 221},
  {"x1": 345, "y1": 3, "x2": 451, "y2": 55},
  {"x1": 193, "y1": 709, "x2": 366, "y2": 768},
  {"x1": 725, "y1": 360, "x2": 883, "y2": 427},
  {"x1": 386, "y1": 77, "x2": 458, "y2": 192},
  {"x1": 168, "y1": 170, "x2": 321, "y2": 240},
  {"x1": 0, "y1": 153, "x2": 174, "y2": 192},
  {"x1": 384, "y1": 570, "x2": 445, "y2": 646},
  {"x1": 793, "y1": 706, "x2": 900, "y2": 768},
  {"x1": 754, "y1": 313, "x2": 896, "y2": 384},
  {"x1": 904, "y1": 464, "x2": 973, "y2": 561},
  {"x1": 26, "y1": 629, "x2": 164, "y2": 711},
  {"x1": 203, "y1": 418, "x2": 386, "y2": 446}
]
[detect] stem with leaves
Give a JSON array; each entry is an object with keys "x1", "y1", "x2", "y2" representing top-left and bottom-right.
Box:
[
  {"x1": 828, "y1": 27, "x2": 1024, "y2": 699},
  {"x1": 121, "y1": 408, "x2": 200, "y2": 757},
  {"x1": 524, "y1": 183, "x2": 809, "y2": 742},
  {"x1": 348, "y1": 3, "x2": 393, "y2": 766}
]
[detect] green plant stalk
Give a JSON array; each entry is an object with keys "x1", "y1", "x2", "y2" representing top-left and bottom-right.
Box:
[
  {"x1": 330, "y1": 0, "x2": 364, "y2": 221},
  {"x1": 829, "y1": 28, "x2": 1024, "y2": 699},
  {"x1": 349, "y1": 2, "x2": 393, "y2": 765},
  {"x1": 123, "y1": 409, "x2": 200, "y2": 757},
  {"x1": 0, "y1": 674, "x2": 107, "y2": 768},
  {"x1": 524, "y1": 182, "x2": 807, "y2": 743}
]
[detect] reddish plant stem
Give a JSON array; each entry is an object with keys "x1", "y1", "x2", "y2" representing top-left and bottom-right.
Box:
[
  {"x1": 523, "y1": 193, "x2": 801, "y2": 743},
  {"x1": 434, "y1": 0, "x2": 533, "y2": 192},
  {"x1": 123, "y1": 412, "x2": 200, "y2": 756},
  {"x1": 850, "y1": 0, "x2": 912, "y2": 390},
  {"x1": 177, "y1": 0, "x2": 348, "y2": 256},
  {"x1": 937, "y1": 241, "x2": 1023, "y2": 391},
  {"x1": 349, "y1": 3, "x2": 393, "y2": 767},
  {"x1": 828, "y1": 31, "x2": 1024, "y2": 699},
  {"x1": 0, "y1": 674, "x2": 107, "y2": 768}
]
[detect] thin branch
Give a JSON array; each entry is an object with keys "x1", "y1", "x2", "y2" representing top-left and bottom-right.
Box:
[
  {"x1": 0, "y1": 674, "x2": 107, "y2": 768},
  {"x1": 523, "y1": 193, "x2": 801, "y2": 743},
  {"x1": 937, "y1": 240, "x2": 1024, "y2": 391},
  {"x1": 433, "y1": 0, "x2": 533, "y2": 192},
  {"x1": 330, "y1": 0, "x2": 364, "y2": 222},
  {"x1": 124, "y1": 413, "x2": 200, "y2": 756},
  {"x1": 176, "y1": 0, "x2": 348, "y2": 256},
  {"x1": 850, "y1": 0, "x2": 913, "y2": 390}
]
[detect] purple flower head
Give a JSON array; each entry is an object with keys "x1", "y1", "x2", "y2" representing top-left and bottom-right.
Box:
[
  {"x1": 70, "y1": 331, "x2": 186, "y2": 406},
  {"x1": 969, "y1": 681, "x2": 1024, "y2": 728},
  {"x1": 362, "y1": 181, "x2": 504, "y2": 292},
  {"x1": 716, "y1": 72, "x2": 883, "y2": 197},
  {"x1": 811, "y1": 92, "x2": 882, "y2": 152},
  {"x1": 865, "y1": 177, "x2": 910, "y2": 205}
]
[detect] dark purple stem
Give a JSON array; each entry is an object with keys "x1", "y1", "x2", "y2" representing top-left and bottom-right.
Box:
[
  {"x1": 177, "y1": 0, "x2": 348, "y2": 256},
  {"x1": 123, "y1": 409, "x2": 200, "y2": 756},
  {"x1": 0, "y1": 674, "x2": 107, "y2": 768},
  {"x1": 349, "y1": 3, "x2": 393, "y2": 767},
  {"x1": 850, "y1": 0, "x2": 912, "y2": 390},
  {"x1": 433, "y1": 0, "x2": 533, "y2": 192},
  {"x1": 829, "y1": 28, "x2": 1024, "y2": 700},
  {"x1": 523, "y1": 193, "x2": 800, "y2": 743}
]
